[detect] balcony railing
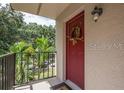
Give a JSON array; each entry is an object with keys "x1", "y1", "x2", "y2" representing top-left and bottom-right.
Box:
[
  {"x1": 0, "y1": 52, "x2": 56, "y2": 90},
  {"x1": 0, "y1": 53, "x2": 16, "y2": 90},
  {"x1": 15, "y1": 52, "x2": 56, "y2": 86}
]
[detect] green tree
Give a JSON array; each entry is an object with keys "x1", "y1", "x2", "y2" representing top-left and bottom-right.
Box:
[
  {"x1": 9, "y1": 41, "x2": 27, "y2": 53},
  {"x1": 0, "y1": 4, "x2": 24, "y2": 55},
  {"x1": 17, "y1": 23, "x2": 55, "y2": 47},
  {"x1": 35, "y1": 37, "x2": 54, "y2": 52}
]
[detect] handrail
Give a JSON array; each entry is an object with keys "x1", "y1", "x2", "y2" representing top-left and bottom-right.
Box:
[
  {"x1": 16, "y1": 51, "x2": 57, "y2": 54},
  {"x1": 0, "y1": 53, "x2": 15, "y2": 58},
  {"x1": 1, "y1": 51, "x2": 57, "y2": 55}
]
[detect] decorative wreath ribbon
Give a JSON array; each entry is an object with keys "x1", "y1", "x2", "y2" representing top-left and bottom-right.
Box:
[{"x1": 66, "y1": 26, "x2": 83, "y2": 45}]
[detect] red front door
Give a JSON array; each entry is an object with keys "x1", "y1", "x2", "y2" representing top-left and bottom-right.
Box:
[{"x1": 66, "y1": 11, "x2": 84, "y2": 89}]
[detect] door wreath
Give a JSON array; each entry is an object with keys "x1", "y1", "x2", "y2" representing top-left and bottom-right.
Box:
[{"x1": 68, "y1": 26, "x2": 83, "y2": 45}]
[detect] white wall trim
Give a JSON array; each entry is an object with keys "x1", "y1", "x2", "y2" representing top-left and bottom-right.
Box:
[{"x1": 63, "y1": 5, "x2": 85, "y2": 22}]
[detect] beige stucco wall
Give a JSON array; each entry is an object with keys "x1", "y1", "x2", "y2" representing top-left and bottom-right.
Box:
[
  {"x1": 85, "y1": 3, "x2": 124, "y2": 89},
  {"x1": 56, "y1": 3, "x2": 124, "y2": 89}
]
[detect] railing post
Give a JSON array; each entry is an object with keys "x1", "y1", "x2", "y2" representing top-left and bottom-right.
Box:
[
  {"x1": 48, "y1": 52, "x2": 49, "y2": 78},
  {"x1": 38, "y1": 52, "x2": 40, "y2": 80},
  {"x1": 20, "y1": 52, "x2": 23, "y2": 84},
  {"x1": 54, "y1": 52, "x2": 57, "y2": 76},
  {"x1": 27, "y1": 55, "x2": 29, "y2": 83},
  {"x1": 32, "y1": 54, "x2": 35, "y2": 80},
  {"x1": 13, "y1": 53, "x2": 16, "y2": 86}
]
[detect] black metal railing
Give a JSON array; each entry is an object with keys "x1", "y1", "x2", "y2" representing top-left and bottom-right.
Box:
[
  {"x1": 0, "y1": 53, "x2": 16, "y2": 90},
  {"x1": 0, "y1": 52, "x2": 56, "y2": 89},
  {"x1": 15, "y1": 52, "x2": 56, "y2": 86}
]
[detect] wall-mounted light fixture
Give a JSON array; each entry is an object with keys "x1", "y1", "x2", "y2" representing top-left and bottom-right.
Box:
[{"x1": 91, "y1": 6, "x2": 103, "y2": 22}]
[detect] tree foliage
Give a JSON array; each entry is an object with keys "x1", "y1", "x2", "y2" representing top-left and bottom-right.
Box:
[
  {"x1": 0, "y1": 4, "x2": 55, "y2": 55},
  {"x1": 0, "y1": 4, "x2": 24, "y2": 54}
]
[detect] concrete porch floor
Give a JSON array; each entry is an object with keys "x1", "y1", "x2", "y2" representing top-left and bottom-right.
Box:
[{"x1": 14, "y1": 77, "x2": 63, "y2": 90}]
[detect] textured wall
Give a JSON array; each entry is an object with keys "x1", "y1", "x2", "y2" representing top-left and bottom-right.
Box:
[{"x1": 85, "y1": 4, "x2": 124, "y2": 89}]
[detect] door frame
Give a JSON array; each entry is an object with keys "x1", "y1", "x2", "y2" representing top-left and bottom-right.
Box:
[{"x1": 63, "y1": 8, "x2": 85, "y2": 89}]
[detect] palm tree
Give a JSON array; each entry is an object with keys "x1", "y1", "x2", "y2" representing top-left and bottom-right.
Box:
[
  {"x1": 35, "y1": 37, "x2": 54, "y2": 78},
  {"x1": 10, "y1": 41, "x2": 27, "y2": 84},
  {"x1": 35, "y1": 37, "x2": 54, "y2": 52}
]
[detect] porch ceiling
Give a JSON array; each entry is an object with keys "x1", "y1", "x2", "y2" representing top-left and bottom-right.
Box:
[{"x1": 11, "y1": 3, "x2": 70, "y2": 19}]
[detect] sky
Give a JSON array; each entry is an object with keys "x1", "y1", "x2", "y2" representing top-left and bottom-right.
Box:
[{"x1": 22, "y1": 12, "x2": 56, "y2": 26}]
